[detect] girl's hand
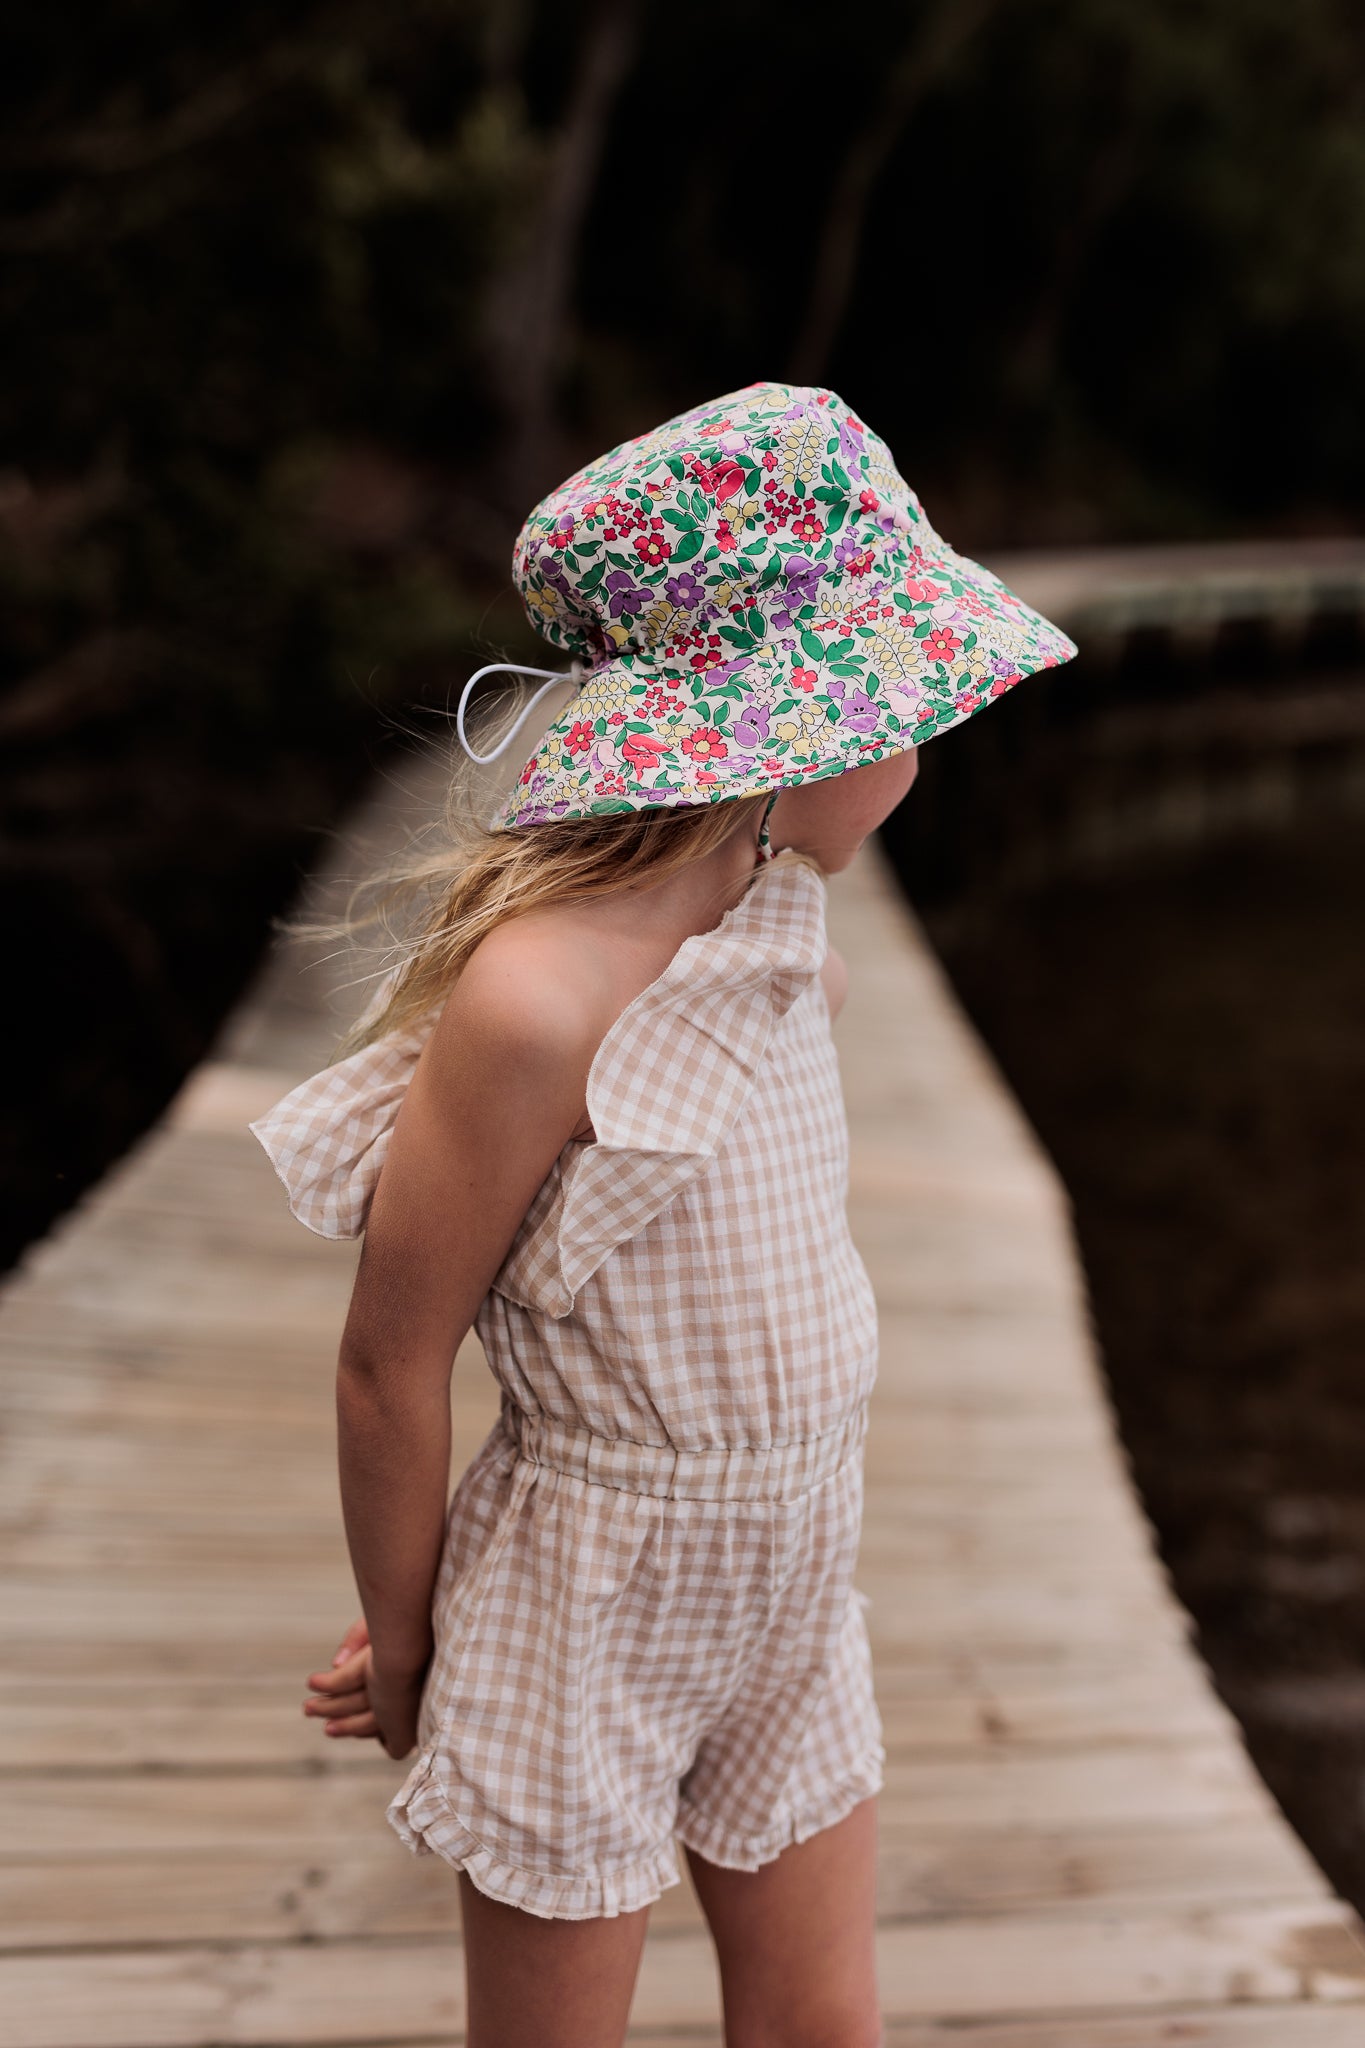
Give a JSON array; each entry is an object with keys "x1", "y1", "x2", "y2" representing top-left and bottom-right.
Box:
[{"x1": 303, "y1": 1618, "x2": 426, "y2": 1761}]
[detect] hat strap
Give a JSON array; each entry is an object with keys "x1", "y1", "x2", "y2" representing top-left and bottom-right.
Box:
[
  {"x1": 456, "y1": 660, "x2": 581, "y2": 765},
  {"x1": 756, "y1": 789, "x2": 779, "y2": 860}
]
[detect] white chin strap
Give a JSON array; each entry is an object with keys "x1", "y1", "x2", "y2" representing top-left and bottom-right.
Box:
[{"x1": 456, "y1": 660, "x2": 581, "y2": 765}]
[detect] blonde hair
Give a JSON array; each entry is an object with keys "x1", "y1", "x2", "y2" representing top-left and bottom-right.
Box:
[{"x1": 309, "y1": 764, "x2": 810, "y2": 1063}]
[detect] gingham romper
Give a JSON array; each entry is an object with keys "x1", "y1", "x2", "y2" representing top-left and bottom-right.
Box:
[{"x1": 250, "y1": 849, "x2": 884, "y2": 1920}]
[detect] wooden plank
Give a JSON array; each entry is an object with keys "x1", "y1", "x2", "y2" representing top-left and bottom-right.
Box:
[
  {"x1": 2, "y1": 1904, "x2": 1363, "y2": 2048},
  {"x1": 1, "y1": 1819, "x2": 1323, "y2": 1951},
  {"x1": 0, "y1": 1743, "x2": 1277, "y2": 1861},
  {"x1": 877, "y1": 2020, "x2": 1365, "y2": 2048}
]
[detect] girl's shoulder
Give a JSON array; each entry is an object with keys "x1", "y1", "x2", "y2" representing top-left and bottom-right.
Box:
[{"x1": 248, "y1": 854, "x2": 828, "y2": 1244}]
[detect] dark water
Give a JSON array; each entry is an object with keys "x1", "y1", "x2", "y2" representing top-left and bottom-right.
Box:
[{"x1": 884, "y1": 821, "x2": 1365, "y2": 1910}]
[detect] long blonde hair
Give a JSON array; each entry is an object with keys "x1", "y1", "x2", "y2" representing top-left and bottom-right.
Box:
[{"x1": 308, "y1": 760, "x2": 804, "y2": 1063}]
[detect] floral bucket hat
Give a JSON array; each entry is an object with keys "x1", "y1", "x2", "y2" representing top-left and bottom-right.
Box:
[{"x1": 468, "y1": 381, "x2": 1079, "y2": 828}]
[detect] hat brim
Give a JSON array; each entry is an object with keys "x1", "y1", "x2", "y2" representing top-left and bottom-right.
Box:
[{"x1": 492, "y1": 535, "x2": 1078, "y2": 828}]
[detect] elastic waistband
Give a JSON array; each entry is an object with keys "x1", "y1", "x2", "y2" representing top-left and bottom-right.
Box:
[{"x1": 499, "y1": 1398, "x2": 868, "y2": 1503}]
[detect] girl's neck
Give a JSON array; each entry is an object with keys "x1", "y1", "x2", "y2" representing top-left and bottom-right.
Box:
[{"x1": 601, "y1": 817, "x2": 767, "y2": 946}]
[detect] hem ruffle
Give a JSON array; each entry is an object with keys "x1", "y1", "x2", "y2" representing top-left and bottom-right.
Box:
[
  {"x1": 673, "y1": 1741, "x2": 887, "y2": 1874},
  {"x1": 386, "y1": 1752, "x2": 684, "y2": 1923}
]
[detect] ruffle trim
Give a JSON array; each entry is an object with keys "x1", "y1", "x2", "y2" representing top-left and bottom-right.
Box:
[
  {"x1": 386, "y1": 1751, "x2": 683, "y2": 1922},
  {"x1": 248, "y1": 853, "x2": 828, "y2": 1278},
  {"x1": 493, "y1": 854, "x2": 827, "y2": 1315},
  {"x1": 673, "y1": 1739, "x2": 887, "y2": 1874},
  {"x1": 247, "y1": 1018, "x2": 428, "y2": 1241}
]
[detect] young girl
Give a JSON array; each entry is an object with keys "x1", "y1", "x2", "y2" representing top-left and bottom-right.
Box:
[{"x1": 252, "y1": 382, "x2": 1077, "y2": 2047}]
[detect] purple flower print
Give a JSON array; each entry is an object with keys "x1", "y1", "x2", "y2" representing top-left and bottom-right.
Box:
[
  {"x1": 605, "y1": 569, "x2": 650, "y2": 619},
  {"x1": 836, "y1": 687, "x2": 880, "y2": 734},
  {"x1": 701, "y1": 654, "x2": 753, "y2": 696},
  {"x1": 784, "y1": 556, "x2": 823, "y2": 604},
  {"x1": 826, "y1": 674, "x2": 880, "y2": 734},
  {"x1": 833, "y1": 533, "x2": 864, "y2": 570},
  {"x1": 733, "y1": 696, "x2": 771, "y2": 749},
  {"x1": 836, "y1": 415, "x2": 864, "y2": 469},
  {"x1": 664, "y1": 570, "x2": 705, "y2": 609},
  {"x1": 772, "y1": 555, "x2": 824, "y2": 631}
]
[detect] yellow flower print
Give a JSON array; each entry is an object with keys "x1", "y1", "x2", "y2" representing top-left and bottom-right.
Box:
[
  {"x1": 774, "y1": 700, "x2": 827, "y2": 748},
  {"x1": 639, "y1": 597, "x2": 683, "y2": 649}
]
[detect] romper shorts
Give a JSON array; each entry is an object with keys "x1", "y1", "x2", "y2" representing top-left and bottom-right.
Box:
[{"x1": 387, "y1": 1394, "x2": 885, "y2": 1920}]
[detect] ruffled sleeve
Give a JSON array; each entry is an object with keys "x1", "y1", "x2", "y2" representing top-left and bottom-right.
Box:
[
  {"x1": 248, "y1": 1002, "x2": 431, "y2": 1241},
  {"x1": 490, "y1": 854, "x2": 828, "y2": 1319},
  {"x1": 249, "y1": 854, "x2": 829, "y2": 1280}
]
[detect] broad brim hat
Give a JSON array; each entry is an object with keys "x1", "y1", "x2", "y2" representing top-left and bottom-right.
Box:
[{"x1": 489, "y1": 381, "x2": 1078, "y2": 828}]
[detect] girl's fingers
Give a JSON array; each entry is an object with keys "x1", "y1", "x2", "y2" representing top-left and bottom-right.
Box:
[
  {"x1": 322, "y1": 1711, "x2": 380, "y2": 1738},
  {"x1": 305, "y1": 1649, "x2": 369, "y2": 1693},
  {"x1": 331, "y1": 1617, "x2": 370, "y2": 1666},
  {"x1": 303, "y1": 1689, "x2": 368, "y2": 1719}
]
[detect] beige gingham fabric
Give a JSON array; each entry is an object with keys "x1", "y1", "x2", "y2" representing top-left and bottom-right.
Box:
[{"x1": 251, "y1": 852, "x2": 884, "y2": 1920}]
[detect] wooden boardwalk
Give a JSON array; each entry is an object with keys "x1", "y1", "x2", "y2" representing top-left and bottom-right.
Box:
[{"x1": 3, "y1": 749, "x2": 1364, "y2": 2045}]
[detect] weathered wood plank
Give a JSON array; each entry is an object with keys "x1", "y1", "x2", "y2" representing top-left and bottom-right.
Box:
[
  {"x1": 0, "y1": 1742, "x2": 1279, "y2": 1861},
  {"x1": 2, "y1": 1819, "x2": 1323, "y2": 1951},
  {"x1": 2, "y1": 1904, "x2": 1363, "y2": 2048}
]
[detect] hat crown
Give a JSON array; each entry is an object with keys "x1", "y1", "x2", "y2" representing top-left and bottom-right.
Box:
[{"x1": 513, "y1": 381, "x2": 929, "y2": 669}]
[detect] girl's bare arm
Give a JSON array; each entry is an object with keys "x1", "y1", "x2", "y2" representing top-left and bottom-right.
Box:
[{"x1": 332, "y1": 930, "x2": 601, "y2": 1691}]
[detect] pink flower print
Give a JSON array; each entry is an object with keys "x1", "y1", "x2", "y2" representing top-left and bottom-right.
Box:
[
  {"x1": 549, "y1": 517, "x2": 575, "y2": 550},
  {"x1": 763, "y1": 450, "x2": 777, "y2": 472},
  {"x1": 954, "y1": 688, "x2": 982, "y2": 712},
  {"x1": 681, "y1": 727, "x2": 728, "y2": 762},
  {"x1": 716, "y1": 520, "x2": 737, "y2": 553},
  {"x1": 903, "y1": 577, "x2": 942, "y2": 602},
  {"x1": 990, "y1": 673, "x2": 1021, "y2": 696},
  {"x1": 566, "y1": 720, "x2": 595, "y2": 756},
  {"x1": 712, "y1": 459, "x2": 746, "y2": 504},
  {"x1": 924, "y1": 626, "x2": 962, "y2": 662},
  {"x1": 620, "y1": 731, "x2": 673, "y2": 776},
  {"x1": 790, "y1": 511, "x2": 824, "y2": 545},
  {"x1": 690, "y1": 642, "x2": 725, "y2": 674},
  {"x1": 791, "y1": 667, "x2": 818, "y2": 692},
  {"x1": 915, "y1": 703, "x2": 936, "y2": 723},
  {"x1": 594, "y1": 771, "x2": 629, "y2": 796},
  {"x1": 859, "y1": 487, "x2": 880, "y2": 514},
  {"x1": 634, "y1": 530, "x2": 672, "y2": 567}
]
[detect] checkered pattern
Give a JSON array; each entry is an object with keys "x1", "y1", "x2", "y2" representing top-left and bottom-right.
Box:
[{"x1": 252, "y1": 854, "x2": 884, "y2": 1920}]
